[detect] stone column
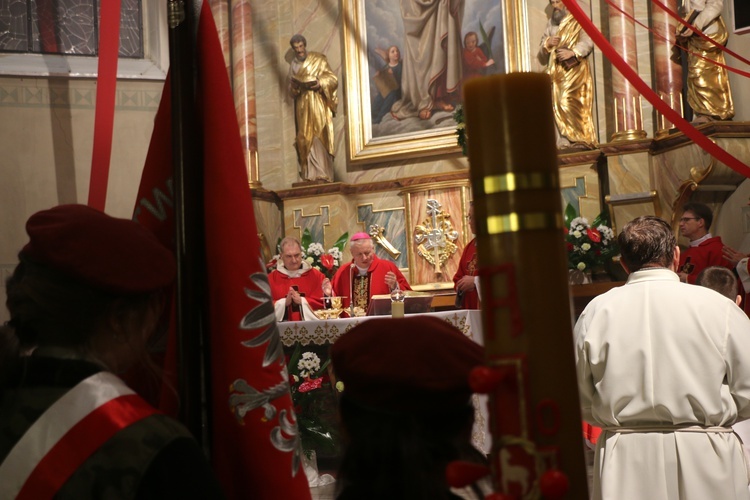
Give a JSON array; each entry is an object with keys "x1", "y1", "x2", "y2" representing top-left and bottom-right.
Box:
[
  {"x1": 651, "y1": 0, "x2": 683, "y2": 138},
  {"x1": 208, "y1": 0, "x2": 232, "y2": 79},
  {"x1": 608, "y1": 0, "x2": 647, "y2": 141},
  {"x1": 230, "y1": 0, "x2": 260, "y2": 187}
]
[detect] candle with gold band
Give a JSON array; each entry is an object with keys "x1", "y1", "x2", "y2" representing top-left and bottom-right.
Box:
[{"x1": 463, "y1": 73, "x2": 588, "y2": 498}]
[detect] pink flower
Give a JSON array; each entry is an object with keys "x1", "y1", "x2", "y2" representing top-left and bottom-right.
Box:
[{"x1": 298, "y1": 377, "x2": 323, "y2": 393}]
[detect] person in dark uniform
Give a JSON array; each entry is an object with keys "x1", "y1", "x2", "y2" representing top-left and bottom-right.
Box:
[{"x1": 0, "y1": 204, "x2": 224, "y2": 499}]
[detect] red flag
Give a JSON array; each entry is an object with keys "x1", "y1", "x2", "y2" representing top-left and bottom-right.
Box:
[{"x1": 132, "y1": 3, "x2": 311, "y2": 498}]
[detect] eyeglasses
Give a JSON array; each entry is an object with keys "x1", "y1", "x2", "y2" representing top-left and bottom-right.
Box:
[{"x1": 679, "y1": 217, "x2": 700, "y2": 222}]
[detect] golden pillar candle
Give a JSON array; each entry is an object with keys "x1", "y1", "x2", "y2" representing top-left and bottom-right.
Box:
[{"x1": 463, "y1": 73, "x2": 588, "y2": 498}]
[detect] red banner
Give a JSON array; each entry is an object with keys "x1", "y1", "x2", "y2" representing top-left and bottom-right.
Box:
[{"x1": 132, "y1": 3, "x2": 311, "y2": 498}]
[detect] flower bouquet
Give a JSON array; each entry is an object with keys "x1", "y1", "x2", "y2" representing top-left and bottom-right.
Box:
[
  {"x1": 287, "y1": 344, "x2": 340, "y2": 458},
  {"x1": 300, "y1": 229, "x2": 349, "y2": 280},
  {"x1": 564, "y1": 204, "x2": 619, "y2": 278}
]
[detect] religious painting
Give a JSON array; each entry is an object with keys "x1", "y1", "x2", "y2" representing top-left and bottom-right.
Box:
[{"x1": 342, "y1": 0, "x2": 505, "y2": 164}]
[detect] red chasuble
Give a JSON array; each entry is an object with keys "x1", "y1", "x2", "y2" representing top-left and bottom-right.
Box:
[
  {"x1": 332, "y1": 255, "x2": 411, "y2": 310},
  {"x1": 453, "y1": 238, "x2": 480, "y2": 309},
  {"x1": 679, "y1": 236, "x2": 733, "y2": 284},
  {"x1": 268, "y1": 266, "x2": 328, "y2": 320}
]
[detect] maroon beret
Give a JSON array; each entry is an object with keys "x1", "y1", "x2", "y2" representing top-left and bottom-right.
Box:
[
  {"x1": 331, "y1": 316, "x2": 484, "y2": 413},
  {"x1": 20, "y1": 204, "x2": 175, "y2": 294}
]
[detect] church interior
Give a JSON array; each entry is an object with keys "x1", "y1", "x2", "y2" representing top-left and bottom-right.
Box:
[
  {"x1": 1, "y1": 0, "x2": 748, "y2": 318},
  {"x1": 0, "y1": 0, "x2": 749, "y2": 496}
]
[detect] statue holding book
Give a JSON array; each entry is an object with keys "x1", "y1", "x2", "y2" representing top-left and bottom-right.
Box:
[
  {"x1": 538, "y1": 0, "x2": 597, "y2": 150},
  {"x1": 288, "y1": 34, "x2": 338, "y2": 182}
]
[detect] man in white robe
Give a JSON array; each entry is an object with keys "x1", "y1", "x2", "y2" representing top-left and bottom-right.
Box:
[{"x1": 575, "y1": 216, "x2": 750, "y2": 500}]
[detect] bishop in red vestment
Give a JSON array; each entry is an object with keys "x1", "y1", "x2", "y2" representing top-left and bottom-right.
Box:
[{"x1": 332, "y1": 233, "x2": 410, "y2": 311}]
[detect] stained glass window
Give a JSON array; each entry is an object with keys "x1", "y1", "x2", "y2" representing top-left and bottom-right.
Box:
[{"x1": 0, "y1": 0, "x2": 143, "y2": 58}]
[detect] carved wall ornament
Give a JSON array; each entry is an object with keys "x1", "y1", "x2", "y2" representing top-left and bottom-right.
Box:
[
  {"x1": 413, "y1": 199, "x2": 459, "y2": 275},
  {"x1": 368, "y1": 224, "x2": 401, "y2": 259}
]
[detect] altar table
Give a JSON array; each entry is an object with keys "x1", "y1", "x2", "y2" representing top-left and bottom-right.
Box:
[
  {"x1": 278, "y1": 309, "x2": 484, "y2": 347},
  {"x1": 279, "y1": 310, "x2": 490, "y2": 454}
]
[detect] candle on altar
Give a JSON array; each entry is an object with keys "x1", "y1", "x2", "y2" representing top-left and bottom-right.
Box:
[
  {"x1": 463, "y1": 73, "x2": 588, "y2": 498},
  {"x1": 391, "y1": 300, "x2": 404, "y2": 318}
]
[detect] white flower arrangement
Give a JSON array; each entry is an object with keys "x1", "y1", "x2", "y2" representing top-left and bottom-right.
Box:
[{"x1": 298, "y1": 351, "x2": 321, "y2": 378}]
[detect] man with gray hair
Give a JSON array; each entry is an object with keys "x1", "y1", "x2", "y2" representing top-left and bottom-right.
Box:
[
  {"x1": 268, "y1": 236, "x2": 331, "y2": 321},
  {"x1": 331, "y1": 233, "x2": 410, "y2": 312},
  {"x1": 575, "y1": 216, "x2": 750, "y2": 499}
]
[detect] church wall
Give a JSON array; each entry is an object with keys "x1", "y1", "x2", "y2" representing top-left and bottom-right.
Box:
[{"x1": 0, "y1": 76, "x2": 163, "y2": 323}]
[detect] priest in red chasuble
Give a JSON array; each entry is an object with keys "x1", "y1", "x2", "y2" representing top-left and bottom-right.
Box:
[
  {"x1": 677, "y1": 202, "x2": 733, "y2": 284},
  {"x1": 453, "y1": 202, "x2": 480, "y2": 309},
  {"x1": 332, "y1": 233, "x2": 411, "y2": 311},
  {"x1": 269, "y1": 237, "x2": 331, "y2": 321}
]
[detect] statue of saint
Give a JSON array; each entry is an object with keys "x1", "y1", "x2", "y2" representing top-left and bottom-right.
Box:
[
  {"x1": 288, "y1": 34, "x2": 338, "y2": 182},
  {"x1": 677, "y1": 0, "x2": 734, "y2": 123},
  {"x1": 538, "y1": 0, "x2": 598, "y2": 150}
]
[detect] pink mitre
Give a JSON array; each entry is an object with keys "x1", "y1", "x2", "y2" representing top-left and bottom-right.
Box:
[{"x1": 350, "y1": 232, "x2": 371, "y2": 241}]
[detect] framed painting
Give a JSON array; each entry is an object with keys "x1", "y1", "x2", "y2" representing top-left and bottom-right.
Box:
[{"x1": 342, "y1": 0, "x2": 506, "y2": 165}]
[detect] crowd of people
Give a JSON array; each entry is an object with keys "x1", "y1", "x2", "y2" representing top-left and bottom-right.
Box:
[{"x1": 6, "y1": 200, "x2": 750, "y2": 499}]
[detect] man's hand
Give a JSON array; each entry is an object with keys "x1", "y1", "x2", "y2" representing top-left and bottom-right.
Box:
[
  {"x1": 723, "y1": 245, "x2": 747, "y2": 266},
  {"x1": 385, "y1": 271, "x2": 398, "y2": 290},
  {"x1": 555, "y1": 47, "x2": 576, "y2": 61},
  {"x1": 285, "y1": 287, "x2": 302, "y2": 306},
  {"x1": 546, "y1": 36, "x2": 561, "y2": 50},
  {"x1": 322, "y1": 278, "x2": 332, "y2": 297},
  {"x1": 310, "y1": 79, "x2": 321, "y2": 91},
  {"x1": 456, "y1": 275, "x2": 476, "y2": 293}
]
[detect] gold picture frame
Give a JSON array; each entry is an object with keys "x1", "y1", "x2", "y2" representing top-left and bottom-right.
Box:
[{"x1": 341, "y1": 0, "x2": 515, "y2": 165}]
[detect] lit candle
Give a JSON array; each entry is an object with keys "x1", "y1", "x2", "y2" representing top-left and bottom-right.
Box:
[
  {"x1": 391, "y1": 300, "x2": 404, "y2": 318},
  {"x1": 464, "y1": 73, "x2": 588, "y2": 498}
]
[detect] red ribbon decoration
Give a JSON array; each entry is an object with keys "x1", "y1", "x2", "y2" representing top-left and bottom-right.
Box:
[
  {"x1": 87, "y1": 0, "x2": 122, "y2": 210},
  {"x1": 561, "y1": 0, "x2": 750, "y2": 177}
]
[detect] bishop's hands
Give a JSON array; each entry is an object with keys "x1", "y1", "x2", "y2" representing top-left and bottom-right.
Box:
[
  {"x1": 456, "y1": 275, "x2": 477, "y2": 293},
  {"x1": 385, "y1": 271, "x2": 398, "y2": 291}
]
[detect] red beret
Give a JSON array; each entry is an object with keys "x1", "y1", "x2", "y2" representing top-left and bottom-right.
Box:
[
  {"x1": 20, "y1": 204, "x2": 175, "y2": 294},
  {"x1": 331, "y1": 316, "x2": 484, "y2": 413}
]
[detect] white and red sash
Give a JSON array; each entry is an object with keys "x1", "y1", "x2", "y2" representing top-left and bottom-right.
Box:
[{"x1": 0, "y1": 371, "x2": 157, "y2": 499}]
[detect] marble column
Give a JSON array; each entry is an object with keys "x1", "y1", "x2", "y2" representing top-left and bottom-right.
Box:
[
  {"x1": 651, "y1": 0, "x2": 683, "y2": 138},
  {"x1": 230, "y1": 0, "x2": 260, "y2": 187},
  {"x1": 608, "y1": 0, "x2": 647, "y2": 141},
  {"x1": 208, "y1": 0, "x2": 232, "y2": 79}
]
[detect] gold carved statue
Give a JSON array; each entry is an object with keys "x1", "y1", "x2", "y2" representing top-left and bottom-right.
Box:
[
  {"x1": 538, "y1": 0, "x2": 598, "y2": 150},
  {"x1": 676, "y1": 0, "x2": 734, "y2": 122},
  {"x1": 288, "y1": 34, "x2": 338, "y2": 182}
]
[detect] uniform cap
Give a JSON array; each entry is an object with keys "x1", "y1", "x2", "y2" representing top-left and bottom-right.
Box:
[
  {"x1": 20, "y1": 204, "x2": 175, "y2": 294},
  {"x1": 331, "y1": 316, "x2": 484, "y2": 413}
]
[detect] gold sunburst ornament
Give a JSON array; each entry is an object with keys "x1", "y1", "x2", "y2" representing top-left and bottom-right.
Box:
[{"x1": 414, "y1": 199, "x2": 459, "y2": 275}]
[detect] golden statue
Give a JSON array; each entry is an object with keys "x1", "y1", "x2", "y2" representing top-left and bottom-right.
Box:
[
  {"x1": 538, "y1": 0, "x2": 598, "y2": 150},
  {"x1": 288, "y1": 34, "x2": 338, "y2": 182},
  {"x1": 677, "y1": 0, "x2": 734, "y2": 122}
]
